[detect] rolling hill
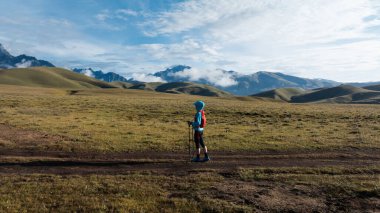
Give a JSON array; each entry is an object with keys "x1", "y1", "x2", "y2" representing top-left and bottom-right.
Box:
[
  {"x1": 0, "y1": 67, "x2": 116, "y2": 89},
  {"x1": 290, "y1": 85, "x2": 370, "y2": 103},
  {"x1": 129, "y1": 82, "x2": 164, "y2": 91},
  {"x1": 251, "y1": 84, "x2": 380, "y2": 104},
  {"x1": 325, "y1": 91, "x2": 380, "y2": 104},
  {"x1": 129, "y1": 82, "x2": 232, "y2": 97},
  {"x1": 363, "y1": 84, "x2": 380, "y2": 91},
  {"x1": 155, "y1": 82, "x2": 232, "y2": 97},
  {"x1": 0, "y1": 67, "x2": 231, "y2": 97},
  {"x1": 252, "y1": 88, "x2": 308, "y2": 102},
  {"x1": 110, "y1": 81, "x2": 135, "y2": 89}
]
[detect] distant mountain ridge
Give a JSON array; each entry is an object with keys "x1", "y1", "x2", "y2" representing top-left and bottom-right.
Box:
[
  {"x1": 72, "y1": 65, "x2": 379, "y2": 97},
  {"x1": 145, "y1": 65, "x2": 340, "y2": 95},
  {"x1": 0, "y1": 67, "x2": 230, "y2": 97},
  {"x1": 2, "y1": 42, "x2": 378, "y2": 99},
  {"x1": 0, "y1": 43, "x2": 54, "y2": 68},
  {"x1": 72, "y1": 68, "x2": 136, "y2": 83}
]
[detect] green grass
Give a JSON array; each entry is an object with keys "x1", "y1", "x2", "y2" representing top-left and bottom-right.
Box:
[
  {"x1": 239, "y1": 166, "x2": 380, "y2": 192},
  {"x1": 1, "y1": 167, "x2": 379, "y2": 212},
  {"x1": 1, "y1": 84, "x2": 380, "y2": 152},
  {"x1": 0, "y1": 172, "x2": 256, "y2": 212}
]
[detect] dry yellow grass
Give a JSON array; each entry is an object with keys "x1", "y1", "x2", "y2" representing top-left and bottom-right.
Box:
[
  {"x1": 1, "y1": 167, "x2": 379, "y2": 212},
  {"x1": 1, "y1": 85, "x2": 380, "y2": 212},
  {"x1": 0, "y1": 85, "x2": 380, "y2": 152}
]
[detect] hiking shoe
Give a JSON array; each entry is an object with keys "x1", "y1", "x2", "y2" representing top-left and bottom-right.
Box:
[
  {"x1": 203, "y1": 156, "x2": 210, "y2": 162},
  {"x1": 191, "y1": 157, "x2": 201, "y2": 162}
]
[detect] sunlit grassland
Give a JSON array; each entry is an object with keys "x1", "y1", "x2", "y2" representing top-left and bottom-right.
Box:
[
  {"x1": 0, "y1": 85, "x2": 380, "y2": 152},
  {"x1": 239, "y1": 166, "x2": 380, "y2": 194},
  {"x1": 1, "y1": 85, "x2": 380, "y2": 212},
  {"x1": 0, "y1": 167, "x2": 379, "y2": 212}
]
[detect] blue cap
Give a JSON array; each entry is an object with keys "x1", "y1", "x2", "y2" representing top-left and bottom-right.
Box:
[{"x1": 193, "y1": 100, "x2": 205, "y2": 111}]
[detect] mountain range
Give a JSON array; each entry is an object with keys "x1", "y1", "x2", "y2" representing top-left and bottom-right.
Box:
[
  {"x1": 146, "y1": 65, "x2": 340, "y2": 95},
  {"x1": 72, "y1": 68, "x2": 137, "y2": 83},
  {"x1": 69, "y1": 65, "x2": 343, "y2": 96},
  {"x1": 72, "y1": 65, "x2": 380, "y2": 96},
  {"x1": 0, "y1": 67, "x2": 231, "y2": 97},
  {"x1": 1, "y1": 43, "x2": 380, "y2": 102},
  {"x1": 0, "y1": 43, "x2": 54, "y2": 69},
  {"x1": 2, "y1": 66, "x2": 380, "y2": 103}
]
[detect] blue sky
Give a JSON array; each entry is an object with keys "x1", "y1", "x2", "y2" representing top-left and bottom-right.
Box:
[{"x1": 1, "y1": 0, "x2": 380, "y2": 82}]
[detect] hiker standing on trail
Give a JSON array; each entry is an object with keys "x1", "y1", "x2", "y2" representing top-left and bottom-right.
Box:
[{"x1": 188, "y1": 100, "x2": 210, "y2": 162}]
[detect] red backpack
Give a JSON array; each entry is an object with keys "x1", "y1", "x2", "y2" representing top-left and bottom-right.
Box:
[{"x1": 200, "y1": 110, "x2": 207, "y2": 128}]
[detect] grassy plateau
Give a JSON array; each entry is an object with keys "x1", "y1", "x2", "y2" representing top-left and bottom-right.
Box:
[{"x1": 0, "y1": 84, "x2": 379, "y2": 212}]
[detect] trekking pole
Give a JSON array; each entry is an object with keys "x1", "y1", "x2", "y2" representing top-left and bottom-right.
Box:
[
  {"x1": 191, "y1": 127, "x2": 194, "y2": 160},
  {"x1": 188, "y1": 124, "x2": 192, "y2": 161}
]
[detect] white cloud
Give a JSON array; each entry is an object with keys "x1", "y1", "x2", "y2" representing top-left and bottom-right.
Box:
[
  {"x1": 116, "y1": 9, "x2": 138, "y2": 17},
  {"x1": 96, "y1": 9, "x2": 139, "y2": 22},
  {"x1": 140, "y1": 0, "x2": 380, "y2": 82},
  {"x1": 172, "y1": 68, "x2": 238, "y2": 87},
  {"x1": 2, "y1": 0, "x2": 380, "y2": 82},
  {"x1": 81, "y1": 68, "x2": 95, "y2": 78},
  {"x1": 141, "y1": 39, "x2": 221, "y2": 65},
  {"x1": 93, "y1": 10, "x2": 124, "y2": 31},
  {"x1": 131, "y1": 73, "x2": 165, "y2": 82},
  {"x1": 146, "y1": 0, "x2": 379, "y2": 43},
  {"x1": 143, "y1": 0, "x2": 255, "y2": 36},
  {"x1": 32, "y1": 40, "x2": 107, "y2": 59},
  {"x1": 96, "y1": 12, "x2": 110, "y2": 21},
  {"x1": 15, "y1": 59, "x2": 32, "y2": 68}
]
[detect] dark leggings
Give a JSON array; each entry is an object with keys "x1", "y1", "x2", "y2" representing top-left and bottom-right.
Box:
[{"x1": 194, "y1": 131, "x2": 205, "y2": 149}]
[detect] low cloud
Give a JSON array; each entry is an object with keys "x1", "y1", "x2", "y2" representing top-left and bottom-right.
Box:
[
  {"x1": 15, "y1": 59, "x2": 32, "y2": 68},
  {"x1": 95, "y1": 13, "x2": 109, "y2": 21},
  {"x1": 171, "y1": 67, "x2": 238, "y2": 87},
  {"x1": 2, "y1": 0, "x2": 380, "y2": 82},
  {"x1": 131, "y1": 73, "x2": 165, "y2": 82},
  {"x1": 96, "y1": 9, "x2": 139, "y2": 22},
  {"x1": 116, "y1": 9, "x2": 138, "y2": 17},
  {"x1": 82, "y1": 68, "x2": 95, "y2": 78}
]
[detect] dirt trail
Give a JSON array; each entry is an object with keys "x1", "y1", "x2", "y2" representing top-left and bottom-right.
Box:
[
  {"x1": 1, "y1": 149, "x2": 380, "y2": 175},
  {"x1": 0, "y1": 124, "x2": 380, "y2": 175}
]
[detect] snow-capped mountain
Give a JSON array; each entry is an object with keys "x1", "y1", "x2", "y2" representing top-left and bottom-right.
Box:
[
  {"x1": 72, "y1": 68, "x2": 134, "y2": 83},
  {"x1": 0, "y1": 43, "x2": 54, "y2": 69},
  {"x1": 143, "y1": 65, "x2": 340, "y2": 95}
]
